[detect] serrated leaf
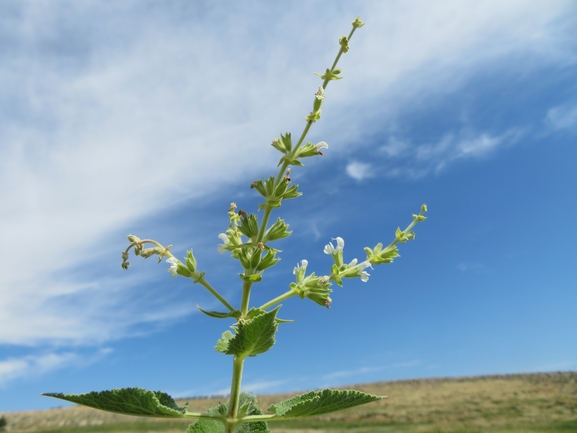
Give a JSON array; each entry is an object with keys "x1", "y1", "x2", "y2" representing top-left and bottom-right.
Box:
[
  {"x1": 215, "y1": 330, "x2": 235, "y2": 354},
  {"x1": 198, "y1": 306, "x2": 241, "y2": 320},
  {"x1": 43, "y1": 388, "x2": 188, "y2": 418},
  {"x1": 187, "y1": 393, "x2": 269, "y2": 433},
  {"x1": 268, "y1": 388, "x2": 385, "y2": 418},
  {"x1": 225, "y1": 307, "x2": 280, "y2": 358}
]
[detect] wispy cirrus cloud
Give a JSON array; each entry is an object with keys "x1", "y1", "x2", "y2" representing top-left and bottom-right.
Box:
[
  {"x1": 545, "y1": 103, "x2": 577, "y2": 131},
  {"x1": 0, "y1": 0, "x2": 574, "y2": 349},
  {"x1": 322, "y1": 360, "x2": 421, "y2": 381},
  {"x1": 0, "y1": 350, "x2": 110, "y2": 387}
]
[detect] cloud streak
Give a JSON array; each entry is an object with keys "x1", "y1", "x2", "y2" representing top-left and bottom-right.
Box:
[{"x1": 0, "y1": 1, "x2": 574, "y2": 349}]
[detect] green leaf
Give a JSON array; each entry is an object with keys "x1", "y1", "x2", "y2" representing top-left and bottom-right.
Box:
[
  {"x1": 215, "y1": 330, "x2": 235, "y2": 354},
  {"x1": 224, "y1": 307, "x2": 280, "y2": 358},
  {"x1": 43, "y1": 388, "x2": 188, "y2": 418},
  {"x1": 187, "y1": 393, "x2": 269, "y2": 433},
  {"x1": 268, "y1": 388, "x2": 385, "y2": 418},
  {"x1": 198, "y1": 307, "x2": 241, "y2": 320}
]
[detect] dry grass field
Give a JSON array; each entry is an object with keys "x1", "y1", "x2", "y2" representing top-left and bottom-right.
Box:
[{"x1": 1, "y1": 372, "x2": 576, "y2": 433}]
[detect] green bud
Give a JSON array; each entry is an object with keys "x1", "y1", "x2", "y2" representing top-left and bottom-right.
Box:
[
  {"x1": 339, "y1": 36, "x2": 350, "y2": 53},
  {"x1": 263, "y1": 218, "x2": 291, "y2": 242},
  {"x1": 238, "y1": 248, "x2": 252, "y2": 269},
  {"x1": 239, "y1": 272, "x2": 263, "y2": 283},
  {"x1": 185, "y1": 250, "x2": 197, "y2": 273},
  {"x1": 249, "y1": 250, "x2": 262, "y2": 269},
  {"x1": 279, "y1": 133, "x2": 293, "y2": 153},
  {"x1": 413, "y1": 214, "x2": 427, "y2": 222},
  {"x1": 421, "y1": 203, "x2": 428, "y2": 213},
  {"x1": 282, "y1": 184, "x2": 301, "y2": 200},
  {"x1": 127, "y1": 234, "x2": 140, "y2": 244},
  {"x1": 255, "y1": 250, "x2": 280, "y2": 271},
  {"x1": 314, "y1": 68, "x2": 343, "y2": 81},
  {"x1": 352, "y1": 16, "x2": 365, "y2": 28},
  {"x1": 305, "y1": 110, "x2": 322, "y2": 123},
  {"x1": 176, "y1": 261, "x2": 192, "y2": 278},
  {"x1": 250, "y1": 179, "x2": 267, "y2": 197},
  {"x1": 293, "y1": 272, "x2": 332, "y2": 308},
  {"x1": 271, "y1": 138, "x2": 286, "y2": 153},
  {"x1": 238, "y1": 213, "x2": 259, "y2": 240},
  {"x1": 140, "y1": 248, "x2": 156, "y2": 258}
]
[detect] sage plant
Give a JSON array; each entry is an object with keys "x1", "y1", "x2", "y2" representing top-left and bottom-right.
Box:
[{"x1": 44, "y1": 17, "x2": 427, "y2": 433}]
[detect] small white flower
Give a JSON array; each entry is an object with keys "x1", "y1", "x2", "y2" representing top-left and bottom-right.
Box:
[
  {"x1": 348, "y1": 258, "x2": 358, "y2": 267},
  {"x1": 217, "y1": 233, "x2": 229, "y2": 254},
  {"x1": 315, "y1": 141, "x2": 328, "y2": 151},
  {"x1": 293, "y1": 259, "x2": 308, "y2": 274},
  {"x1": 360, "y1": 270, "x2": 370, "y2": 282},
  {"x1": 357, "y1": 260, "x2": 373, "y2": 271},
  {"x1": 323, "y1": 237, "x2": 344, "y2": 255},
  {"x1": 167, "y1": 257, "x2": 179, "y2": 277},
  {"x1": 315, "y1": 86, "x2": 325, "y2": 100}
]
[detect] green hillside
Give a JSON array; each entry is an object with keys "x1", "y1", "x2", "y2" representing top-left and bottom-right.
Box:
[{"x1": 2, "y1": 372, "x2": 576, "y2": 433}]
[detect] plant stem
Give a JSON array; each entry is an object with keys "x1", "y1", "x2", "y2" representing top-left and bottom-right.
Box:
[
  {"x1": 196, "y1": 277, "x2": 236, "y2": 312},
  {"x1": 240, "y1": 280, "x2": 252, "y2": 316},
  {"x1": 259, "y1": 289, "x2": 296, "y2": 311},
  {"x1": 227, "y1": 356, "x2": 245, "y2": 429}
]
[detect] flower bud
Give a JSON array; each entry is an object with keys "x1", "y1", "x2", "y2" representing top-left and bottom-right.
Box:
[{"x1": 352, "y1": 16, "x2": 365, "y2": 28}]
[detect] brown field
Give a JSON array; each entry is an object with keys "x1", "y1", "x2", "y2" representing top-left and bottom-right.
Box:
[{"x1": 1, "y1": 372, "x2": 576, "y2": 433}]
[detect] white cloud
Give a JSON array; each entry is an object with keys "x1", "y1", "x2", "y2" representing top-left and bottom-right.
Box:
[
  {"x1": 457, "y1": 262, "x2": 484, "y2": 272},
  {"x1": 346, "y1": 161, "x2": 374, "y2": 180},
  {"x1": 0, "y1": 1, "x2": 573, "y2": 348},
  {"x1": 379, "y1": 129, "x2": 522, "y2": 179},
  {"x1": 0, "y1": 352, "x2": 83, "y2": 387},
  {"x1": 545, "y1": 104, "x2": 577, "y2": 131},
  {"x1": 323, "y1": 360, "x2": 421, "y2": 380}
]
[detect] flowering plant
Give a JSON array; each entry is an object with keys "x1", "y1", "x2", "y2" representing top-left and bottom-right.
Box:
[{"x1": 44, "y1": 17, "x2": 427, "y2": 433}]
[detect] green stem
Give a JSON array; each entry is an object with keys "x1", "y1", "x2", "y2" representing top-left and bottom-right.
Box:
[
  {"x1": 240, "y1": 280, "x2": 252, "y2": 316},
  {"x1": 227, "y1": 356, "x2": 245, "y2": 428},
  {"x1": 255, "y1": 27, "x2": 359, "y2": 245},
  {"x1": 258, "y1": 289, "x2": 297, "y2": 311},
  {"x1": 196, "y1": 277, "x2": 235, "y2": 312}
]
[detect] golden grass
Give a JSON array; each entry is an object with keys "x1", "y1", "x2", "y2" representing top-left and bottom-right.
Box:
[{"x1": 2, "y1": 372, "x2": 576, "y2": 433}]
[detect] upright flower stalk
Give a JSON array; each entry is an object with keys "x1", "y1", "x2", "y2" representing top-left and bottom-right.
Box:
[{"x1": 44, "y1": 17, "x2": 428, "y2": 433}]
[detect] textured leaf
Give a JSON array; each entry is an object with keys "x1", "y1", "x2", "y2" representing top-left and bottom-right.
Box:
[
  {"x1": 268, "y1": 389, "x2": 385, "y2": 418},
  {"x1": 43, "y1": 388, "x2": 188, "y2": 417},
  {"x1": 187, "y1": 393, "x2": 269, "y2": 433},
  {"x1": 225, "y1": 307, "x2": 280, "y2": 358},
  {"x1": 198, "y1": 306, "x2": 241, "y2": 320},
  {"x1": 215, "y1": 330, "x2": 235, "y2": 354}
]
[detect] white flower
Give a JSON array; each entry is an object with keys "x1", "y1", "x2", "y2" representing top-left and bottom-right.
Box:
[
  {"x1": 293, "y1": 259, "x2": 308, "y2": 274},
  {"x1": 315, "y1": 86, "x2": 325, "y2": 100},
  {"x1": 167, "y1": 257, "x2": 179, "y2": 277},
  {"x1": 357, "y1": 260, "x2": 372, "y2": 271},
  {"x1": 360, "y1": 270, "x2": 370, "y2": 282},
  {"x1": 217, "y1": 233, "x2": 229, "y2": 254},
  {"x1": 315, "y1": 141, "x2": 328, "y2": 152},
  {"x1": 323, "y1": 237, "x2": 344, "y2": 255}
]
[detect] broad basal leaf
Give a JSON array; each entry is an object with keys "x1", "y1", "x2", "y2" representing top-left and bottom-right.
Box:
[
  {"x1": 188, "y1": 393, "x2": 269, "y2": 433},
  {"x1": 43, "y1": 388, "x2": 188, "y2": 417},
  {"x1": 268, "y1": 388, "x2": 385, "y2": 418}
]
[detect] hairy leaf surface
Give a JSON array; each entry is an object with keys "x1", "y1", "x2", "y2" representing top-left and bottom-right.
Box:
[
  {"x1": 268, "y1": 389, "x2": 385, "y2": 418},
  {"x1": 43, "y1": 388, "x2": 188, "y2": 417}
]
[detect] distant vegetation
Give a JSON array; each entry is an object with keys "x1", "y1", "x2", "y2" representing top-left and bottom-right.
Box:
[{"x1": 3, "y1": 372, "x2": 576, "y2": 433}]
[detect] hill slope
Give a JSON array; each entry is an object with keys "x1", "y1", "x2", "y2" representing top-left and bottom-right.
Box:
[{"x1": 2, "y1": 372, "x2": 576, "y2": 433}]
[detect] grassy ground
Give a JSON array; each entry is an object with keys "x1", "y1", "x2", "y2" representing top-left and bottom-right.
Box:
[{"x1": 2, "y1": 372, "x2": 576, "y2": 433}]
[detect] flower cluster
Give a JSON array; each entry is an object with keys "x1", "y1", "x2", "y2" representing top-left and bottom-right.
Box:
[{"x1": 323, "y1": 237, "x2": 373, "y2": 286}]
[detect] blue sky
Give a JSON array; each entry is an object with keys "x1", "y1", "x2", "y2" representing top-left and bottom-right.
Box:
[{"x1": 1, "y1": 0, "x2": 576, "y2": 413}]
